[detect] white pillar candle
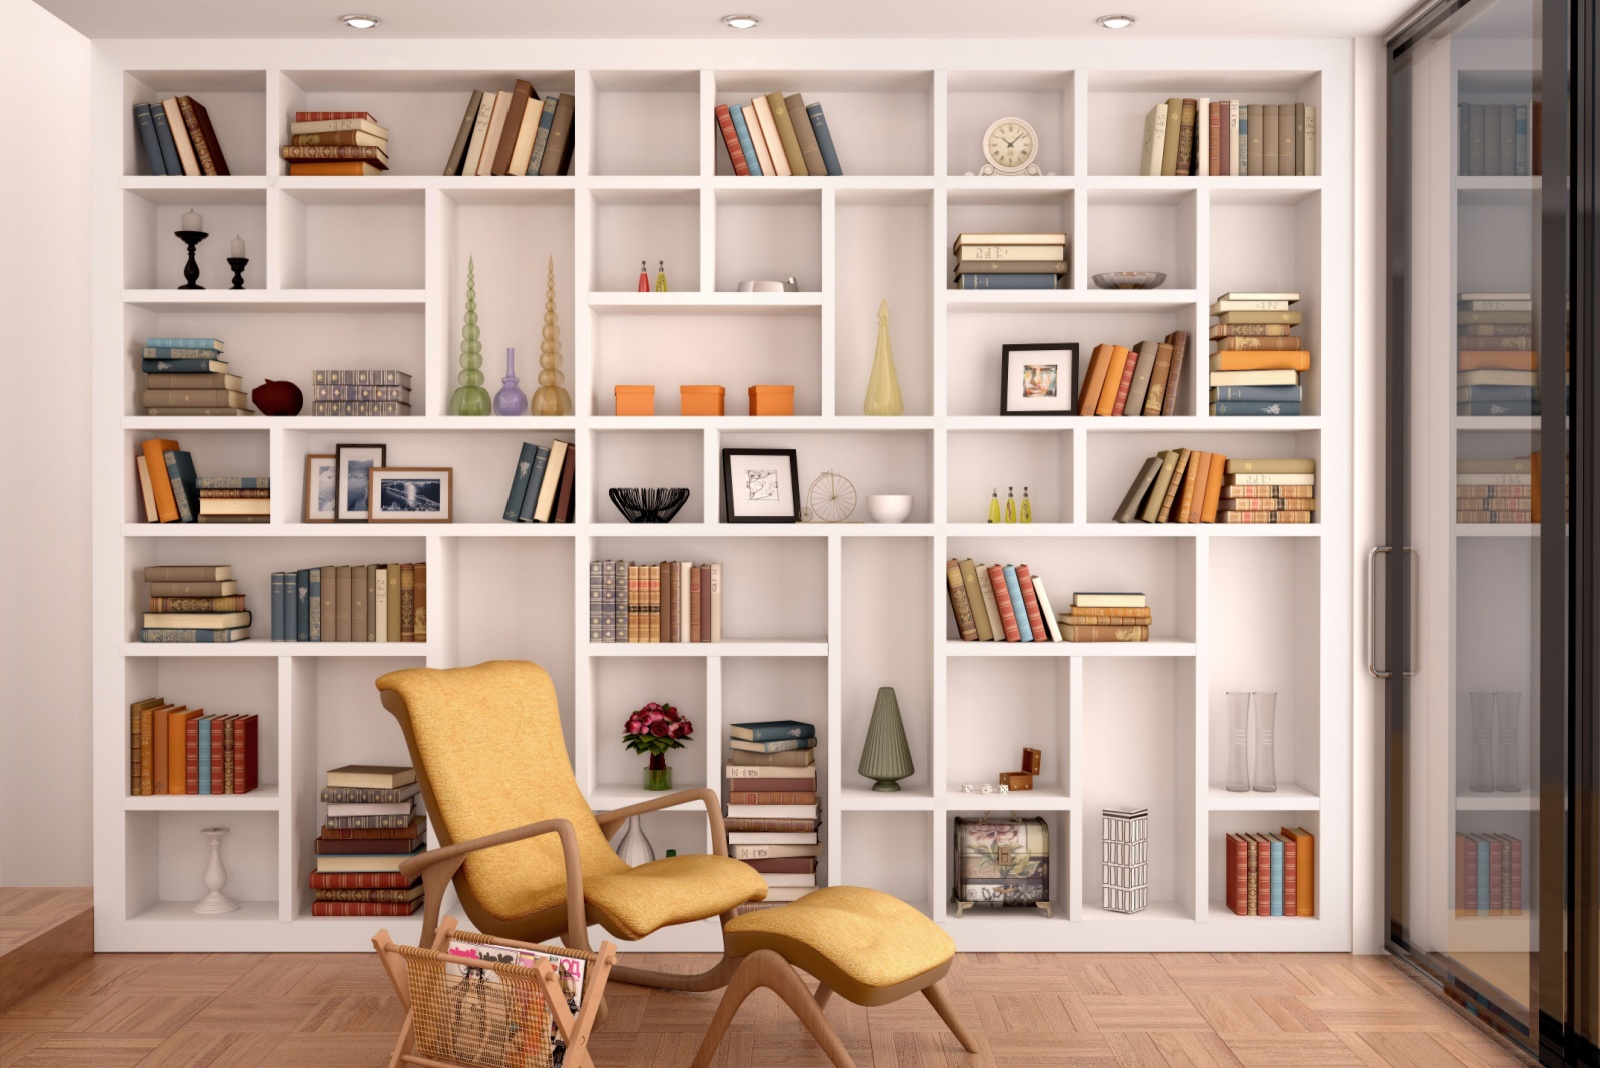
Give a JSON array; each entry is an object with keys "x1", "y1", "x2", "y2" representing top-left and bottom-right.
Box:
[
  {"x1": 230, "y1": 234, "x2": 246, "y2": 258},
  {"x1": 181, "y1": 208, "x2": 203, "y2": 231}
]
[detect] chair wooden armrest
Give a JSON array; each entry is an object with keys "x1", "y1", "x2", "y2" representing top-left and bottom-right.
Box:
[
  {"x1": 399, "y1": 817, "x2": 587, "y2": 949},
  {"x1": 593, "y1": 787, "x2": 729, "y2": 857}
]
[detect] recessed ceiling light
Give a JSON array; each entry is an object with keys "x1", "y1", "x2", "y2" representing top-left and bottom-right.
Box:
[
  {"x1": 1096, "y1": 13, "x2": 1136, "y2": 28},
  {"x1": 340, "y1": 13, "x2": 380, "y2": 28},
  {"x1": 722, "y1": 13, "x2": 760, "y2": 29}
]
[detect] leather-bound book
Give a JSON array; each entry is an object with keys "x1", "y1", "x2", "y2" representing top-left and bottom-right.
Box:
[
  {"x1": 784, "y1": 93, "x2": 827, "y2": 177},
  {"x1": 537, "y1": 93, "x2": 576, "y2": 177},
  {"x1": 1160, "y1": 331, "x2": 1189, "y2": 416},
  {"x1": 764, "y1": 91, "x2": 808, "y2": 175},
  {"x1": 443, "y1": 89, "x2": 482, "y2": 175},
  {"x1": 946, "y1": 559, "x2": 978, "y2": 641},
  {"x1": 475, "y1": 90, "x2": 512, "y2": 176},
  {"x1": 491, "y1": 80, "x2": 536, "y2": 175},
  {"x1": 415, "y1": 563, "x2": 427, "y2": 642}
]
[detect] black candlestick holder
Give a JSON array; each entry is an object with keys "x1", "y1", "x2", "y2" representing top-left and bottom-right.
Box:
[
  {"x1": 175, "y1": 230, "x2": 208, "y2": 290},
  {"x1": 227, "y1": 257, "x2": 249, "y2": 290}
]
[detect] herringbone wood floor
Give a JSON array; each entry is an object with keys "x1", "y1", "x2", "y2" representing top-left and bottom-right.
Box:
[{"x1": 0, "y1": 948, "x2": 1536, "y2": 1067}]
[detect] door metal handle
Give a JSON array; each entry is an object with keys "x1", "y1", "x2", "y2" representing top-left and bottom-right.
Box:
[{"x1": 1368, "y1": 546, "x2": 1391, "y2": 678}]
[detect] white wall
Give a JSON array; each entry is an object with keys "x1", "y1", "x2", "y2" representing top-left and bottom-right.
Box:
[{"x1": 0, "y1": 0, "x2": 92, "y2": 886}]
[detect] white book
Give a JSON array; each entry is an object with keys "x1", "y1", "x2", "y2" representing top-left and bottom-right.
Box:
[
  {"x1": 761, "y1": 873, "x2": 818, "y2": 888},
  {"x1": 289, "y1": 117, "x2": 390, "y2": 138},
  {"x1": 162, "y1": 98, "x2": 201, "y2": 175},
  {"x1": 374, "y1": 566, "x2": 388, "y2": 642},
  {"x1": 459, "y1": 91, "x2": 497, "y2": 177},
  {"x1": 1460, "y1": 292, "x2": 1533, "y2": 301},
  {"x1": 1217, "y1": 291, "x2": 1301, "y2": 302},
  {"x1": 136, "y1": 456, "x2": 158, "y2": 521},
  {"x1": 975, "y1": 564, "x2": 1005, "y2": 641},
  {"x1": 1209, "y1": 369, "x2": 1301, "y2": 387},
  {"x1": 727, "y1": 764, "x2": 817, "y2": 779},
  {"x1": 680, "y1": 561, "x2": 692, "y2": 643},
  {"x1": 726, "y1": 804, "x2": 818, "y2": 819},
  {"x1": 532, "y1": 439, "x2": 569, "y2": 522},
  {"x1": 1229, "y1": 101, "x2": 1240, "y2": 176},
  {"x1": 1073, "y1": 592, "x2": 1146, "y2": 608},
  {"x1": 1456, "y1": 473, "x2": 1534, "y2": 486},
  {"x1": 742, "y1": 103, "x2": 776, "y2": 175},
  {"x1": 1226, "y1": 472, "x2": 1317, "y2": 486},
  {"x1": 1195, "y1": 97, "x2": 1209, "y2": 175},
  {"x1": 476, "y1": 90, "x2": 513, "y2": 176},
  {"x1": 728, "y1": 831, "x2": 818, "y2": 845},
  {"x1": 759, "y1": 886, "x2": 816, "y2": 902},
  {"x1": 751, "y1": 95, "x2": 791, "y2": 176},
  {"x1": 315, "y1": 852, "x2": 419, "y2": 873},
  {"x1": 1210, "y1": 300, "x2": 1293, "y2": 314},
  {"x1": 1140, "y1": 103, "x2": 1168, "y2": 177},
  {"x1": 1032, "y1": 579, "x2": 1063, "y2": 643},
  {"x1": 1304, "y1": 104, "x2": 1317, "y2": 176},
  {"x1": 326, "y1": 800, "x2": 414, "y2": 817},
  {"x1": 710, "y1": 563, "x2": 723, "y2": 642},
  {"x1": 508, "y1": 95, "x2": 542, "y2": 175},
  {"x1": 732, "y1": 843, "x2": 822, "y2": 859}
]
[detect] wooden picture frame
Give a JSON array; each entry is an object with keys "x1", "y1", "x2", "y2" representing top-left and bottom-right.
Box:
[
  {"x1": 368, "y1": 467, "x2": 453, "y2": 523},
  {"x1": 1000, "y1": 343, "x2": 1079, "y2": 415},
  {"x1": 303, "y1": 454, "x2": 338, "y2": 523},
  {"x1": 334, "y1": 443, "x2": 387, "y2": 523},
  {"x1": 721, "y1": 448, "x2": 801, "y2": 523}
]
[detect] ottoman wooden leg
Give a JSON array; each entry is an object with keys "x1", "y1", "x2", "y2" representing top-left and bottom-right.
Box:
[
  {"x1": 923, "y1": 981, "x2": 979, "y2": 1053},
  {"x1": 690, "y1": 950, "x2": 857, "y2": 1068},
  {"x1": 814, "y1": 984, "x2": 834, "y2": 1009}
]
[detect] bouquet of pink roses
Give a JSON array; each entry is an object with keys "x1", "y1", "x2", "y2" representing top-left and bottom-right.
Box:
[{"x1": 623, "y1": 702, "x2": 694, "y2": 757}]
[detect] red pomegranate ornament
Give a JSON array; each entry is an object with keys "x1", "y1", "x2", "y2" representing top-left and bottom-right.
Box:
[{"x1": 251, "y1": 379, "x2": 303, "y2": 416}]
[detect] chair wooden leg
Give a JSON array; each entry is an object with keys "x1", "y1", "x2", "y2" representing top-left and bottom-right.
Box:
[
  {"x1": 690, "y1": 950, "x2": 857, "y2": 1068},
  {"x1": 611, "y1": 955, "x2": 743, "y2": 992},
  {"x1": 922, "y1": 981, "x2": 979, "y2": 1053}
]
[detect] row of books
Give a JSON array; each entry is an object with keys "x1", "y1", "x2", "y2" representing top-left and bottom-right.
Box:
[
  {"x1": 282, "y1": 111, "x2": 390, "y2": 176},
  {"x1": 132, "y1": 97, "x2": 232, "y2": 176},
  {"x1": 589, "y1": 561, "x2": 724, "y2": 643},
  {"x1": 1456, "y1": 831, "x2": 1525, "y2": 916},
  {"x1": 140, "y1": 337, "x2": 254, "y2": 416},
  {"x1": 950, "y1": 232, "x2": 1068, "y2": 290},
  {"x1": 313, "y1": 765, "x2": 425, "y2": 916},
  {"x1": 1114, "y1": 455, "x2": 1317, "y2": 525},
  {"x1": 1223, "y1": 827, "x2": 1316, "y2": 917},
  {"x1": 137, "y1": 437, "x2": 269, "y2": 524},
  {"x1": 128, "y1": 697, "x2": 259, "y2": 795},
  {"x1": 310, "y1": 368, "x2": 414, "y2": 416},
  {"x1": 1459, "y1": 102, "x2": 1542, "y2": 177},
  {"x1": 715, "y1": 93, "x2": 843, "y2": 177},
  {"x1": 140, "y1": 565, "x2": 250, "y2": 642},
  {"x1": 1140, "y1": 99, "x2": 1317, "y2": 177},
  {"x1": 270, "y1": 563, "x2": 427, "y2": 643},
  {"x1": 1458, "y1": 292, "x2": 1539, "y2": 416},
  {"x1": 1077, "y1": 330, "x2": 1190, "y2": 416},
  {"x1": 946, "y1": 561, "x2": 1154, "y2": 643},
  {"x1": 727, "y1": 721, "x2": 821, "y2": 915},
  {"x1": 1209, "y1": 293, "x2": 1307, "y2": 415},
  {"x1": 502, "y1": 440, "x2": 577, "y2": 523},
  {"x1": 1457, "y1": 458, "x2": 1537, "y2": 524},
  {"x1": 444, "y1": 82, "x2": 576, "y2": 177}
]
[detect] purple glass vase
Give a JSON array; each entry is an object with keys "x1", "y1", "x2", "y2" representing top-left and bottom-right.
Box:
[{"x1": 493, "y1": 346, "x2": 528, "y2": 416}]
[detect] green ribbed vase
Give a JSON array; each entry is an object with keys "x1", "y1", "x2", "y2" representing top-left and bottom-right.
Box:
[{"x1": 858, "y1": 686, "x2": 914, "y2": 792}]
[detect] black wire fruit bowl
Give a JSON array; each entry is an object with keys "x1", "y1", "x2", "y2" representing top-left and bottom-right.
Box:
[{"x1": 609, "y1": 487, "x2": 691, "y2": 523}]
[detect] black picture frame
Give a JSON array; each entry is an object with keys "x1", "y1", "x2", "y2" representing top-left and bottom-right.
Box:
[
  {"x1": 334, "y1": 443, "x2": 387, "y2": 523},
  {"x1": 720, "y1": 448, "x2": 801, "y2": 523},
  {"x1": 1000, "y1": 343, "x2": 1079, "y2": 415}
]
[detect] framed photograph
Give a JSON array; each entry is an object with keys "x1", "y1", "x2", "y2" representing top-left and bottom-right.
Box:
[
  {"x1": 369, "y1": 467, "x2": 453, "y2": 523},
  {"x1": 721, "y1": 448, "x2": 800, "y2": 523},
  {"x1": 303, "y1": 454, "x2": 338, "y2": 523},
  {"x1": 334, "y1": 444, "x2": 387, "y2": 522},
  {"x1": 1000, "y1": 343, "x2": 1079, "y2": 416}
]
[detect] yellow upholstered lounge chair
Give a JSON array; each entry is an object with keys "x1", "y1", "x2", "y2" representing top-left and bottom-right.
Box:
[{"x1": 375, "y1": 660, "x2": 768, "y2": 992}]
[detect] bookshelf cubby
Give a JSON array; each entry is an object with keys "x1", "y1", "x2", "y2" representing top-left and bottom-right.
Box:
[{"x1": 95, "y1": 40, "x2": 1352, "y2": 953}]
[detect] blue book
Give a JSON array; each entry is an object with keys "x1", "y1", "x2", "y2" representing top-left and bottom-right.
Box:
[
  {"x1": 1270, "y1": 834, "x2": 1285, "y2": 916},
  {"x1": 271, "y1": 573, "x2": 286, "y2": 641},
  {"x1": 308, "y1": 568, "x2": 322, "y2": 642},
  {"x1": 729, "y1": 106, "x2": 763, "y2": 176},
  {"x1": 1210, "y1": 385, "x2": 1302, "y2": 402},
  {"x1": 1514, "y1": 105, "x2": 1528, "y2": 176},
  {"x1": 518, "y1": 446, "x2": 551, "y2": 521},
  {"x1": 198, "y1": 717, "x2": 212, "y2": 794},
  {"x1": 133, "y1": 104, "x2": 167, "y2": 175},
  {"x1": 161, "y1": 450, "x2": 199, "y2": 522},
  {"x1": 1459, "y1": 385, "x2": 1536, "y2": 402},
  {"x1": 1477, "y1": 834, "x2": 1490, "y2": 914},
  {"x1": 958, "y1": 274, "x2": 1059, "y2": 290},
  {"x1": 145, "y1": 337, "x2": 225, "y2": 351},
  {"x1": 296, "y1": 569, "x2": 311, "y2": 642},
  {"x1": 526, "y1": 96, "x2": 558, "y2": 174},
  {"x1": 1238, "y1": 112, "x2": 1249, "y2": 175},
  {"x1": 148, "y1": 103, "x2": 184, "y2": 176},
  {"x1": 141, "y1": 357, "x2": 229, "y2": 373},
  {"x1": 504, "y1": 442, "x2": 540, "y2": 521},
  {"x1": 805, "y1": 102, "x2": 843, "y2": 176},
  {"x1": 1210, "y1": 400, "x2": 1303, "y2": 416},
  {"x1": 1002, "y1": 566, "x2": 1031, "y2": 642},
  {"x1": 730, "y1": 720, "x2": 815, "y2": 743},
  {"x1": 141, "y1": 627, "x2": 250, "y2": 642},
  {"x1": 730, "y1": 736, "x2": 817, "y2": 753},
  {"x1": 1458, "y1": 400, "x2": 1539, "y2": 416}
]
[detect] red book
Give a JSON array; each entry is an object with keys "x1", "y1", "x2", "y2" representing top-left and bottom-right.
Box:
[
  {"x1": 1108, "y1": 348, "x2": 1140, "y2": 415},
  {"x1": 210, "y1": 714, "x2": 227, "y2": 795},
  {"x1": 1455, "y1": 833, "x2": 1468, "y2": 915},
  {"x1": 223, "y1": 715, "x2": 235, "y2": 793},
  {"x1": 725, "y1": 791, "x2": 818, "y2": 805},
  {"x1": 185, "y1": 716, "x2": 200, "y2": 794},
  {"x1": 1509, "y1": 835, "x2": 1523, "y2": 915},
  {"x1": 295, "y1": 111, "x2": 378, "y2": 122},
  {"x1": 1256, "y1": 835, "x2": 1272, "y2": 916},
  {"x1": 238, "y1": 714, "x2": 259, "y2": 794},
  {"x1": 1488, "y1": 835, "x2": 1504, "y2": 916},
  {"x1": 1012, "y1": 564, "x2": 1049, "y2": 642},
  {"x1": 553, "y1": 443, "x2": 576, "y2": 523},
  {"x1": 1225, "y1": 833, "x2": 1247, "y2": 916},
  {"x1": 310, "y1": 871, "x2": 418, "y2": 890},
  {"x1": 1280, "y1": 832, "x2": 1297, "y2": 916},
  {"x1": 321, "y1": 817, "x2": 427, "y2": 840},
  {"x1": 314, "y1": 836, "x2": 424, "y2": 855},
  {"x1": 699, "y1": 565, "x2": 711, "y2": 642},
  {"x1": 986, "y1": 565, "x2": 1022, "y2": 642},
  {"x1": 1464, "y1": 835, "x2": 1478, "y2": 915},
  {"x1": 724, "y1": 777, "x2": 815, "y2": 793},
  {"x1": 1245, "y1": 832, "x2": 1259, "y2": 914},
  {"x1": 312, "y1": 900, "x2": 421, "y2": 917},
  {"x1": 714, "y1": 105, "x2": 750, "y2": 176},
  {"x1": 741, "y1": 857, "x2": 816, "y2": 874}
]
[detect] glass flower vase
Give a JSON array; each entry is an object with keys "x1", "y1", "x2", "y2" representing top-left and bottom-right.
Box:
[
  {"x1": 1494, "y1": 691, "x2": 1523, "y2": 792},
  {"x1": 643, "y1": 753, "x2": 672, "y2": 791},
  {"x1": 1225, "y1": 692, "x2": 1251, "y2": 792},
  {"x1": 1468, "y1": 692, "x2": 1496, "y2": 792},
  {"x1": 1251, "y1": 692, "x2": 1278, "y2": 792}
]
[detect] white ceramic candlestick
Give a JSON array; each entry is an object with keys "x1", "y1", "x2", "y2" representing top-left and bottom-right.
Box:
[{"x1": 193, "y1": 827, "x2": 240, "y2": 914}]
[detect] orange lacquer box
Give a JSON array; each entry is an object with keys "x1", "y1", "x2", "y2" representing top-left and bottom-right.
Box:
[
  {"x1": 680, "y1": 385, "x2": 726, "y2": 416},
  {"x1": 748, "y1": 384, "x2": 794, "y2": 416},
  {"x1": 614, "y1": 385, "x2": 655, "y2": 416}
]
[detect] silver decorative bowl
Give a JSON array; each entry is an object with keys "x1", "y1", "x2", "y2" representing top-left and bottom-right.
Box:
[{"x1": 1092, "y1": 272, "x2": 1167, "y2": 290}]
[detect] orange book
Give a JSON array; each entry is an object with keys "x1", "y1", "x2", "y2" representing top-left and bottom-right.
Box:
[
  {"x1": 287, "y1": 161, "x2": 382, "y2": 176},
  {"x1": 1109, "y1": 345, "x2": 1140, "y2": 415},
  {"x1": 1282, "y1": 825, "x2": 1315, "y2": 916},
  {"x1": 1177, "y1": 451, "x2": 1208, "y2": 522},
  {"x1": 151, "y1": 704, "x2": 183, "y2": 793},
  {"x1": 1077, "y1": 344, "x2": 1111, "y2": 414},
  {"x1": 1458, "y1": 350, "x2": 1537, "y2": 371},
  {"x1": 1185, "y1": 451, "x2": 1211, "y2": 523},
  {"x1": 1208, "y1": 350, "x2": 1312, "y2": 372},
  {"x1": 1095, "y1": 346, "x2": 1131, "y2": 416},
  {"x1": 1200, "y1": 453, "x2": 1227, "y2": 522},
  {"x1": 167, "y1": 708, "x2": 201, "y2": 794},
  {"x1": 140, "y1": 438, "x2": 181, "y2": 522}
]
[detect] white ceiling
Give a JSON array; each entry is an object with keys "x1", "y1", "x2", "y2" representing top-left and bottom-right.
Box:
[{"x1": 34, "y1": 0, "x2": 1422, "y2": 41}]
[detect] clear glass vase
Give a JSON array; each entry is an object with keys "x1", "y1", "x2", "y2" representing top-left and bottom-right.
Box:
[
  {"x1": 1225, "y1": 692, "x2": 1251, "y2": 792},
  {"x1": 1494, "y1": 691, "x2": 1523, "y2": 792},
  {"x1": 643, "y1": 753, "x2": 672, "y2": 791},
  {"x1": 1468, "y1": 692, "x2": 1496, "y2": 792},
  {"x1": 1251, "y1": 692, "x2": 1278, "y2": 792}
]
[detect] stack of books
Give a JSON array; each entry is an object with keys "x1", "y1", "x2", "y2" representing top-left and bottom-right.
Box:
[
  {"x1": 313, "y1": 765, "x2": 425, "y2": 916},
  {"x1": 503, "y1": 440, "x2": 577, "y2": 523},
  {"x1": 945, "y1": 558, "x2": 1064, "y2": 643},
  {"x1": 1223, "y1": 827, "x2": 1316, "y2": 917},
  {"x1": 951, "y1": 232, "x2": 1068, "y2": 290},
  {"x1": 1060, "y1": 593, "x2": 1150, "y2": 643},
  {"x1": 141, "y1": 337, "x2": 252, "y2": 416},
  {"x1": 443, "y1": 82, "x2": 575, "y2": 177},
  {"x1": 131, "y1": 96, "x2": 231, "y2": 176},
  {"x1": 1077, "y1": 331, "x2": 1191, "y2": 416},
  {"x1": 1140, "y1": 99, "x2": 1317, "y2": 177},
  {"x1": 726, "y1": 721, "x2": 820, "y2": 914},
  {"x1": 1209, "y1": 293, "x2": 1308, "y2": 415},
  {"x1": 311, "y1": 369, "x2": 413, "y2": 416},
  {"x1": 127, "y1": 696, "x2": 258, "y2": 795},
  {"x1": 194, "y1": 476, "x2": 269, "y2": 524},
  {"x1": 1458, "y1": 292, "x2": 1537, "y2": 415},
  {"x1": 715, "y1": 92, "x2": 842, "y2": 177},
  {"x1": 589, "y1": 562, "x2": 723, "y2": 643},
  {"x1": 1114, "y1": 452, "x2": 1317, "y2": 525},
  {"x1": 283, "y1": 112, "x2": 390, "y2": 176},
  {"x1": 271, "y1": 563, "x2": 426, "y2": 642},
  {"x1": 1459, "y1": 103, "x2": 1541, "y2": 176},
  {"x1": 141, "y1": 565, "x2": 250, "y2": 642},
  {"x1": 1456, "y1": 831, "x2": 1524, "y2": 916},
  {"x1": 1457, "y1": 458, "x2": 1535, "y2": 524}
]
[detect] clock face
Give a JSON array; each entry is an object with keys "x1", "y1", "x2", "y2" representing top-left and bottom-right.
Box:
[{"x1": 985, "y1": 118, "x2": 1037, "y2": 170}]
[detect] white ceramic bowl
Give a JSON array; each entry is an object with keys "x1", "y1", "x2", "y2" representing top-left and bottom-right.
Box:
[{"x1": 867, "y1": 494, "x2": 913, "y2": 523}]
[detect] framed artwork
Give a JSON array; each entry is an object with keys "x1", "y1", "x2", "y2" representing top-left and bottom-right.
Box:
[
  {"x1": 369, "y1": 467, "x2": 453, "y2": 523},
  {"x1": 1000, "y1": 343, "x2": 1079, "y2": 415},
  {"x1": 303, "y1": 454, "x2": 338, "y2": 523},
  {"x1": 334, "y1": 443, "x2": 387, "y2": 522},
  {"x1": 721, "y1": 448, "x2": 800, "y2": 523}
]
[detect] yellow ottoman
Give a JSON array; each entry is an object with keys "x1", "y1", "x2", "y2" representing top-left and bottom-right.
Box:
[{"x1": 690, "y1": 886, "x2": 977, "y2": 1068}]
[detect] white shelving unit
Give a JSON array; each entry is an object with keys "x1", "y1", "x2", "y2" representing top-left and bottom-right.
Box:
[{"x1": 93, "y1": 40, "x2": 1354, "y2": 952}]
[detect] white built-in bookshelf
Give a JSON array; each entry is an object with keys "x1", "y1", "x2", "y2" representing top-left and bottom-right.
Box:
[{"x1": 93, "y1": 40, "x2": 1353, "y2": 952}]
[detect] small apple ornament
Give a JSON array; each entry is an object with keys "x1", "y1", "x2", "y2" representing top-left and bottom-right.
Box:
[{"x1": 251, "y1": 379, "x2": 303, "y2": 416}]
